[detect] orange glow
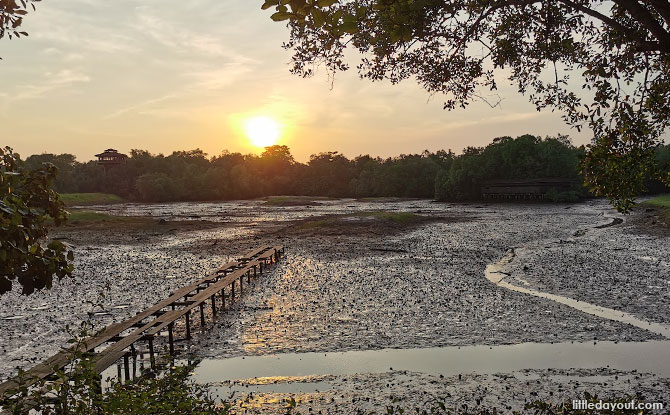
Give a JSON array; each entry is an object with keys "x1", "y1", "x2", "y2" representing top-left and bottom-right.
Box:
[{"x1": 244, "y1": 116, "x2": 281, "y2": 148}]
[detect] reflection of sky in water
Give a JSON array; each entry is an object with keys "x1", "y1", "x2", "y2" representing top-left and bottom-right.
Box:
[
  {"x1": 193, "y1": 340, "x2": 670, "y2": 382},
  {"x1": 211, "y1": 381, "x2": 332, "y2": 394}
]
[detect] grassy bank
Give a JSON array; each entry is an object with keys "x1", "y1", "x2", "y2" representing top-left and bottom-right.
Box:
[
  {"x1": 645, "y1": 194, "x2": 670, "y2": 209},
  {"x1": 643, "y1": 194, "x2": 670, "y2": 222},
  {"x1": 66, "y1": 210, "x2": 138, "y2": 224},
  {"x1": 60, "y1": 193, "x2": 124, "y2": 206}
]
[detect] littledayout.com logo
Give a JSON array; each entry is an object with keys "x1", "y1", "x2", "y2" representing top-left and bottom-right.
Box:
[{"x1": 572, "y1": 399, "x2": 664, "y2": 411}]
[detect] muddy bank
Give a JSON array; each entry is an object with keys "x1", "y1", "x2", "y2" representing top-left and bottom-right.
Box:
[
  {"x1": 497, "y1": 214, "x2": 670, "y2": 326},
  {"x1": 627, "y1": 206, "x2": 670, "y2": 236},
  {"x1": 51, "y1": 216, "x2": 230, "y2": 246},
  {"x1": 188, "y1": 202, "x2": 664, "y2": 361},
  {"x1": 280, "y1": 212, "x2": 471, "y2": 237},
  {"x1": 2, "y1": 199, "x2": 669, "y2": 397}
]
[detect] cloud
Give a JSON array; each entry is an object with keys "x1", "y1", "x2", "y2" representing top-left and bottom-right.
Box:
[
  {"x1": 103, "y1": 94, "x2": 178, "y2": 120},
  {"x1": 132, "y1": 7, "x2": 255, "y2": 62},
  {"x1": 28, "y1": 3, "x2": 140, "y2": 54},
  {"x1": 440, "y1": 111, "x2": 544, "y2": 130},
  {"x1": 185, "y1": 64, "x2": 253, "y2": 91},
  {"x1": 9, "y1": 69, "x2": 90, "y2": 101}
]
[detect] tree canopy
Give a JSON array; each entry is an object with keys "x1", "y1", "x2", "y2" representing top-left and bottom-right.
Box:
[
  {"x1": 0, "y1": 147, "x2": 73, "y2": 295},
  {"x1": 30, "y1": 136, "x2": 664, "y2": 203},
  {"x1": 261, "y1": 0, "x2": 670, "y2": 212},
  {"x1": 0, "y1": 0, "x2": 37, "y2": 41}
]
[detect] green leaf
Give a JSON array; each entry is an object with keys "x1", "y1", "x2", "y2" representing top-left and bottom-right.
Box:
[
  {"x1": 340, "y1": 21, "x2": 357, "y2": 34},
  {"x1": 317, "y1": 0, "x2": 337, "y2": 6},
  {"x1": 311, "y1": 7, "x2": 325, "y2": 28},
  {"x1": 271, "y1": 11, "x2": 292, "y2": 21},
  {"x1": 261, "y1": 0, "x2": 279, "y2": 10}
]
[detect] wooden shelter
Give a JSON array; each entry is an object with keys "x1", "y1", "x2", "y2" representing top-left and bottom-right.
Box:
[
  {"x1": 95, "y1": 149, "x2": 127, "y2": 170},
  {"x1": 481, "y1": 178, "x2": 575, "y2": 200}
]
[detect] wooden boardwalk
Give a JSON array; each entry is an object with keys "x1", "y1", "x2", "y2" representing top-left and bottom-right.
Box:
[{"x1": 0, "y1": 245, "x2": 285, "y2": 399}]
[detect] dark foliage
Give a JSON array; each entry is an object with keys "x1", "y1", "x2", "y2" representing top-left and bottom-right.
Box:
[
  {"x1": 261, "y1": 0, "x2": 670, "y2": 212},
  {"x1": 23, "y1": 137, "x2": 668, "y2": 205},
  {"x1": 435, "y1": 134, "x2": 585, "y2": 201},
  {"x1": 21, "y1": 136, "x2": 545, "y2": 202},
  {"x1": 2, "y1": 317, "x2": 228, "y2": 415},
  {"x1": 0, "y1": 147, "x2": 73, "y2": 296}
]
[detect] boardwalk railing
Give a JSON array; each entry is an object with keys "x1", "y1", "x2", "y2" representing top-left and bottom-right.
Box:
[{"x1": 0, "y1": 245, "x2": 285, "y2": 399}]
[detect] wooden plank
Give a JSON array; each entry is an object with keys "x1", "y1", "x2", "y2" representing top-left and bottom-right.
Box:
[
  {"x1": 94, "y1": 257, "x2": 269, "y2": 371},
  {"x1": 0, "y1": 245, "x2": 282, "y2": 399}
]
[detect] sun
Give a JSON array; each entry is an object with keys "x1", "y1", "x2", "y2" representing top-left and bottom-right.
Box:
[{"x1": 244, "y1": 116, "x2": 281, "y2": 148}]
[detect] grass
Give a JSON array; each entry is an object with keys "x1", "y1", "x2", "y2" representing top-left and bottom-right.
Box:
[
  {"x1": 645, "y1": 193, "x2": 670, "y2": 208},
  {"x1": 356, "y1": 211, "x2": 423, "y2": 223},
  {"x1": 263, "y1": 196, "x2": 328, "y2": 206},
  {"x1": 60, "y1": 209, "x2": 153, "y2": 228},
  {"x1": 300, "y1": 210, "x2": 425, "y2": 229},
  {"x1": 60, "y1": 193, "x2": 124, "y2": 206},
  {"x1": 67, "y1": 210, "x2": 131, "y2": 223}
]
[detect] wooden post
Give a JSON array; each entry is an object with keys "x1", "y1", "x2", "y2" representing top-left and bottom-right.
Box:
[
  {"x1": 247, "y1": 270, "x2": 251, "y2": 283},
  {"x1": 239, "y1": 275, "x2": 244, "y2": 293},
  {"x1": 124, "y1": 353, "x2": 130, "y2": 381},
  {"x1": 148, "y1": 337, "x2": 155, "y2": 369},
  {"x1": 211, "y1": 295, "x2": 217, "y2": 316},
  {"x1": 117, "y1": 364, "x2": 122, "y2": 380},
  {"x1": 185, "y1": 312, "x2": 191, "y2": 339},
  {"x1": 168, "y1": 323, "x2": 175, "y2": 356},
  {"x1": 200, "y1": 303, "x2": 205, "y2": 327},
  {"x1": 253, "y1": 265, "x2": 257, "y2": 277},
  {"x1": 94, "y1": 374, "x2": 103, "y2": 394},
  {"x1": 231, "y1": 280, "x2": 235, "y2": 300}
]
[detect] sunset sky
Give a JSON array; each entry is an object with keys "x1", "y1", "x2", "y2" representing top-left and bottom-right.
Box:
[{"x1": 1, "y1": 0, "x2": 592, "y2": 162}]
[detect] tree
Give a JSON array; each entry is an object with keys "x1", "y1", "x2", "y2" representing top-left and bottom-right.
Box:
[
  {"x1": 303, "y1": 151, "x2": 354, "y2": 196},
  {"x1": 24, "y1": 153, "x2": 77, "y2": 192},
  {"x1": 261, "y1": 0, "x2": 670, "y2": 212},
  {"x1": 0, "y1": 147, "x2": 73, "y2": 295},
  {"x1": 135, "y1": 172, "x2": 178, "y2": 202},
  {"x1": 434, "y1": 135, "x2": 583, "y2": 201},
  {"x1": 0, "y1": 0, "x2": 37, "y2": 42}
]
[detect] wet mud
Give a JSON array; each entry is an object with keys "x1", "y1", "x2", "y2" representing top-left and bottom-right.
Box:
[
  {"x1": 210, "y1": 368, "x2": 670, "y2": 414},
  {"x1": 1, "y1": 199, "x2": 669, "y2": 412}
]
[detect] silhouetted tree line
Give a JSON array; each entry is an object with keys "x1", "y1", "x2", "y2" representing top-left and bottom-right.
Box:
[{"x1": 23, "y1": 135, "x2": 670, "y2": 203}]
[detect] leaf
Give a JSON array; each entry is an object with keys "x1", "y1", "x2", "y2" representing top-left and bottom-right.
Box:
[
  {"x1": 271, "y1": 11, "x2": 292, "y2": 21},
  {"x1": 260, "y1": 0, "x2": 279, "y2": 10},
  {"x1": 339, "y1": 21, "x2": 357, "y2": 34},
  {"x1": 311, "y1": 7, "x2": 325, "y2": 28},
  {"x1": 317, "y1": 0, "x2": 337, "y2": 6}
]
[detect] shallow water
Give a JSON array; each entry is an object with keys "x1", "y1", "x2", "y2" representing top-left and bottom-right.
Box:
[
  {"x1": 211, "y1": 381, "x2": 333, "y2": 395},
  {"x1": 192, "y1": 340, "x2": 670, "y2": 387}
]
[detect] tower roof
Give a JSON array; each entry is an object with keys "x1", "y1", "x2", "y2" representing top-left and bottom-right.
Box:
[{"x1": 95, "y1": 149, "x2": 127, "y2": 159}]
